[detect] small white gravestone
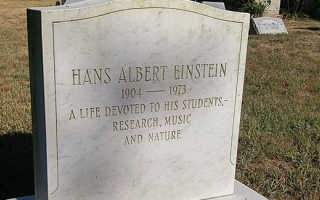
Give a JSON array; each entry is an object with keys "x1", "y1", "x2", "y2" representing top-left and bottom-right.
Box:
[
  {"x1": 202, "y1": 1, "x2": 226, "y2": 10},
  {"x1": 27, "y1": 0, "x2": 266, "y2": 199},
  {"x1": 251, "y1": 17, "x2": 288, "y2": 34},
  {"x1": 63, "y1": 0, "x2": 85, "y2": 4}
]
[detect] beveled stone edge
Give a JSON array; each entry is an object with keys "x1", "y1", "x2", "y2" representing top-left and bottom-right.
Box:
[{"x1": 7, "y1": 180, "x2": 268, "y2": 200}]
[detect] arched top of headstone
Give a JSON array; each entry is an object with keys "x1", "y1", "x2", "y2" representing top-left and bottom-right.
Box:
[{"x1": 29, "y1": 0, "x2": 248, "y2": 22}]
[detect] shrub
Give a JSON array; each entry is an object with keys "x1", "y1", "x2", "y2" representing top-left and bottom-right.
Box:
[
  {"x1": 281, "y1": 0, "x2": 307, "y2": 19},
  {"x1": 240, "y1": 0, "x2": 271, "y2": 18}
]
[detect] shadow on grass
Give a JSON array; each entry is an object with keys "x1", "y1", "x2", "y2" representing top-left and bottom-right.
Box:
[
  {"x1": 295, "y1": 27, "x2": 320, "y2": 31},
  {"x1": 0, "y1": 132, "x2": 34, "y2": 200}
]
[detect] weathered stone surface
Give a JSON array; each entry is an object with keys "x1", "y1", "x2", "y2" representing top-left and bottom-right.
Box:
[
  {"x1": 27, "y1": 0, "x2": 250, "y2": 199},
  {"x1": 251, "y1": 17, "x2": 288, "y2": 34}
]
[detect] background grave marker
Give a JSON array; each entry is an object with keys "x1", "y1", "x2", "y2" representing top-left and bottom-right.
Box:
[{"x1": 251, "y1": 17, "x2": 288, "y2": 34}]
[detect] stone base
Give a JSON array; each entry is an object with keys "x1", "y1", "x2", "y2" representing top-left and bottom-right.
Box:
[
  {"x1": 8, "y1": 180, "x2": 267, "y2": 200},
  {"x1": 211, "y1": 180, "x2": 268, "y2": 199}
]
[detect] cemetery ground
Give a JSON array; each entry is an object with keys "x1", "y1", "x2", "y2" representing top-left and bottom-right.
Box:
[{"x1": 0, "y1": 0, "x2": 319, "y2": 199}]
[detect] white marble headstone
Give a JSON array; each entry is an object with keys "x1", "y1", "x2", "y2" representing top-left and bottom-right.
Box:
[
  {"x1": 27, "y1": 0, "x2": 249, "y2": 199},
  {"x1": 63, "y1": 0, "x2": 86, "y2": 5}
]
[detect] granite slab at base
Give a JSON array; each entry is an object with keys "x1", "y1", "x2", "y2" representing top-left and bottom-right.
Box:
[
  {"x1": 210, "y1": 180, "x2": 268, "y2": 200},
  {"x1": 8, "y1": 180, "x2": 267, "y2": 200}
]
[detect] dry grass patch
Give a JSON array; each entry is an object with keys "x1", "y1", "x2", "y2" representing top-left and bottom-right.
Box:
[{"x1": 0, "y1": 0, "x2": 53, "y2": 135}]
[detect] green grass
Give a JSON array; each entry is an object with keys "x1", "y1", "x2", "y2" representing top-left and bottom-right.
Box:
[
  {"x1": 237, "y1": 21, "x2": 320, "y2": 199},
  {"x1": 0, "y1": 1, "x2": 320, "y2": 199}
]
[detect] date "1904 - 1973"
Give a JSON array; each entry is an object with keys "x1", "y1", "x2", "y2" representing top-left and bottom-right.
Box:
[{"x1": 121, "y1": 85, "x2": 187, "y2": 99}]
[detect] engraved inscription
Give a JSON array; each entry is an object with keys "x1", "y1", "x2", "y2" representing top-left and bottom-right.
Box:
[
  {"x1": 148, "y1": 130, "x2": 181, "y2": 142},
  {"x1": 118, "y1": 66, "x2": 167, "y2": 83},
  {"x1": 174, "y1": 63, "x2": 227, "y2": 79},
  {"x1": 72, "y1": 68, "x2": 111, "y2": 85},
  {"x1": 67, "y1": 63, "x2": 230, "y2": 145},
  {"x1": 113, "y1": 117, "x2": 159, "y2": 131},
  {"x1": 71, "y1": 63, "x2": 227, "y2": 85}
]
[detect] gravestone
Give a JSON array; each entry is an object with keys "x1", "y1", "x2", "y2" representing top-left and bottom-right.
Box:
[
  {"x1": 64, "y1": 0, "x2": 83, "y2": 4},
  {"x1": 27, "y1": 0, "x2": 266, "y2": 199},
  {"x1": 264, "y1": 0, "x2": 281, "y2": 16},
  {"x1": 202, "y1": 1, "x2": 226, "y2": 10},
  {"x1": 251, "y1": 17, "x2": 288, "y2": 34}
]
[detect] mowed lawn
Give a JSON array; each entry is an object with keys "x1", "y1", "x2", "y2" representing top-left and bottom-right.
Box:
[{"x1": 0, "y1": 0, "x2": 320, "y2": 199}]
